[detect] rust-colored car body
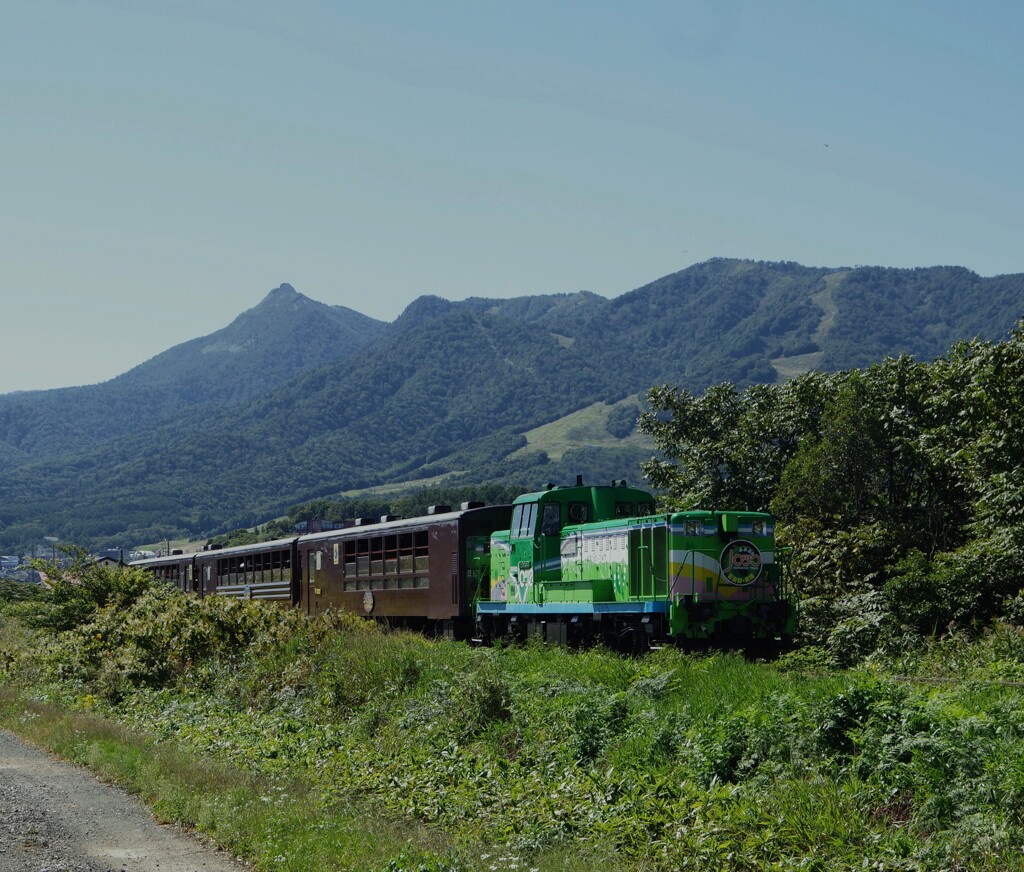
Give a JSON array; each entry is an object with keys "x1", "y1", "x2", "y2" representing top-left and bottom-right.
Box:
[
  {"x1": 191, "y1": 537, "x2": 301, "y2": 604},
  {"x1": 130, "y1": 504, "x2": 511, "y2": 637},
  {"x1": 297, "y1": 504, "x2": 510, "y2": 636},
  {"x1": 128, "y1": 551, "x2": 199, "y2": 594}
]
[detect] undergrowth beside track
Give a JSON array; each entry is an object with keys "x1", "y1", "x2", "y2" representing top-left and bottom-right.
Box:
[{"x1": 5, "y1": 571, "x2": 1024, "y2": 869}]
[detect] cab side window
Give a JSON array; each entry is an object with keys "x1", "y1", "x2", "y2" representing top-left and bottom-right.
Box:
[
  {"x1": 541, "y1": 502, "x2": 561, "y2": 536},
  {"x1": 568, "y1": 502, "x2": 589, "y2": 524}
]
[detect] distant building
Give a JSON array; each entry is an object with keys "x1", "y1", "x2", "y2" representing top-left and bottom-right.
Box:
[{"x1": 92, "y1": 556, "x2": 123, "y2": 569}]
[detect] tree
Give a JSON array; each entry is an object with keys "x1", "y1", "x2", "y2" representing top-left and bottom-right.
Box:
[
  {"x1": 638, "y1": 374, "x2": 832, "y2": 511},
  {"x1": 637, "y1": 327, "x2": 1024, "y2": 655}
]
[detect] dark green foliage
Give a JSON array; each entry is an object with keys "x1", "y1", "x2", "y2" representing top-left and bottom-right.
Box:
[
  {"x1": 639, "y1": 379, "x2": 821, "y2": 510},
  {"x1": 773, "y1": 372, "x2": 886, "y2": 525},
  {"x1": 822, "y1": 266, "x2": 1024, "y2": 371},
  {"x1": 642, "y1": 322, "x2": 1024, "y2": 658},
  {"x1": 0, "y1": 579, "x2": 43, "y2": 610},
  {"x1": 884, "y1": 532, "x2": 1023, "y2": 638},
  {"x1": 17, "y1": 548, "x2": 157, "y2": 632},
  {"x1": 604, "y1": 401, "x2": 640, "y2": 438},
  {"x1": 581, "y1": 259, "x2": 832, "y2": 396}
]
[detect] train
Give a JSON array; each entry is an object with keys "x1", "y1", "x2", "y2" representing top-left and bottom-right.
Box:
[{"x1": 130, "y1": 478, "x2": 797, "y2": 650}]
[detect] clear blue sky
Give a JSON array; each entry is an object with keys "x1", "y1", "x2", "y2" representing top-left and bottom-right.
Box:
[{"x1": 3, "y1": 0, "x2": 1022, "y2": 394}]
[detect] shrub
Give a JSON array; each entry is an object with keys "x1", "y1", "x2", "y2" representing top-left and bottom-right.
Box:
[{"x1": 17, "y1": 548, "x2": 157, "y2": 632}]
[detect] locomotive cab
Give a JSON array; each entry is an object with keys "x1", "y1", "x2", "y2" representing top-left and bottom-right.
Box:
[
  {"x1": 492, "y1": 480, "x2": 657, "y2": 606},
  {"x1": 478, "y1": 479, "x2": 662, "y2": 649},
  {"x1": 477, "y1": 478, "x2": 797, "y2": 649}
]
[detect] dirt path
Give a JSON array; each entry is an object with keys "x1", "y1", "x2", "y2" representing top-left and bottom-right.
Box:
[{"x1": 0, "y1": 729, "x2": 248, "y2": 872}]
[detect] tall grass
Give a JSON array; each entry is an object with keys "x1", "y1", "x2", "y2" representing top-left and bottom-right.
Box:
[
  {"x1": 5, "y1": 573, "x2": 1024, "y2": 869},
  {"x1": 0, "y1": 690, "x2": 469, "y2": 871}
]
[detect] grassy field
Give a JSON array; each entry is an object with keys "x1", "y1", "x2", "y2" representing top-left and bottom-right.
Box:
[
  {"x1": 769, "y1": 271, "x2": 846, "y2": 380},
  {"x1": 3, "y1": 574, "x2": 1024, "y2": 870},
  {"x1": 509, "y1": 397, "x2": 651, "y2": 463}
]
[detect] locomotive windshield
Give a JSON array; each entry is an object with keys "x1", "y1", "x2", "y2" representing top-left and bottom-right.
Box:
[{"x1": 510, "y1": 502, "x2": 537, "y2": 538}]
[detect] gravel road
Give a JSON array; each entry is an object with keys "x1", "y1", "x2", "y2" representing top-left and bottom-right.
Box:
[{"x1": 0, "y1": 729, "x2": 248, "y2": 872}]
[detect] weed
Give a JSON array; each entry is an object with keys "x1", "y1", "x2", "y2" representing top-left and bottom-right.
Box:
[{"x1": 5, "y1": 561, "x2": 1024, "y2": 868}]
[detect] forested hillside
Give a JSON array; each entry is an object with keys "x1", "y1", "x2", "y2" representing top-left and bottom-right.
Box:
[
  {"x1": 641, "y1": 321, "x2": 1024, "y2": 657},
  {"x1": 0, "y1": 259, "x2": 1021, "y2": 554},
  {"x1": 821, "y1": 266, "x2": 1024, "y2": 369},
  {"x1": 0, "y1": 284, "x2": 385, "y2": 465}
]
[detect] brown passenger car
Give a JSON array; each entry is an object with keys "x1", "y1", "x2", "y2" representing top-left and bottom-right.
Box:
[
  {"x1": 297, "y1": 503, "x2": 511, "y2": 637},
  {"x1": 130, "y1": 503, "x2": 512, "y2": 634},
  {"x1": 192, "y1": 537, "x2": 301, "y2": 604},
  {"x1": 129, "y1": 551, "x2": 197, "y2": 593}
]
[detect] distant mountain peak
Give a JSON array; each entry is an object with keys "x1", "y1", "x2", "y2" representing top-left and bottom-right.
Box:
[
  {"x1": 394, "y1": 295, "x2": 458, "y2": 328},
  {"x1": 260, "y1": 283, "x2": 303, "y2": 303},
  {"x1": 249, "y1": 283, "x2": 326, "y2": 317}
]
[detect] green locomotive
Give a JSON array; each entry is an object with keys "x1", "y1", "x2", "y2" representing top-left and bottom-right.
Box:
[{"x1": 475, "y1": 478, "x2": 796, "y2": 650}]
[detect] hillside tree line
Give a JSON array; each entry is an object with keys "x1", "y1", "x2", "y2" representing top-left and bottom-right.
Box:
[{"x1": 640, "y1": 321, "x2": 1024, "y2": 662}]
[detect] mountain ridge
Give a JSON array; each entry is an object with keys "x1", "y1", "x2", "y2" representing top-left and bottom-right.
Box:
[
  {"x1": 1, "y1": 259, "x2": 1021, "y2": 553},
  {"x1": 0, "y1": 284, "x2": 386, "y2": 465}
]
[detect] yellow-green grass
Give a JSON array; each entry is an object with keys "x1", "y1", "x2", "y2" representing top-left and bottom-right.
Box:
[
  {"x1": 509, "y1": 396, "x2": 652, "y2": 463},
  {"x1": 0, "y1": 689, "x2": 466, "y2": 872}
]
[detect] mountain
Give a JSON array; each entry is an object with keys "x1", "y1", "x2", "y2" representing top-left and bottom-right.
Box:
[
  {"x1": 0, "y1": 284, "x2": 386, "y2": 465},
  {"x1": 0, "y1": 260, "x2": 1021, "y2": 553},
  {"x1": 820, "y1": 266, "x2": 1024, "y2": 369}
]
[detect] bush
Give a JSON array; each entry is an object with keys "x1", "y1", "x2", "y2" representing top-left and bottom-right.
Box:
[
  {"x1": 16, "y1": 549, "x2": 157, "y2": 632},
  {"x1": 605, "y1": 402, "x2": 640, "y2": 438}
]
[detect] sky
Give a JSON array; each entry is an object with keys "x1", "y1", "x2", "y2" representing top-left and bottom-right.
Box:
[{"x1": 2, "y1": 0, "x2": 1023, "y2": 394}]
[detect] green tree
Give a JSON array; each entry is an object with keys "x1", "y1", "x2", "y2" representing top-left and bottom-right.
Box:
[
  {"x1": 639, "y1": 374, "x2": 831, "y2": 511},
  {"x1": 638, "y1": 326, "x2": 1024, "y2": 655}
]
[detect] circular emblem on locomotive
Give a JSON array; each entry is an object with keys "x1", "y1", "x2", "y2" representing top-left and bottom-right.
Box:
[
  {"x1": 363, "y1": 590, "x2": 375, "y2": 614},
  {"x1": 719, "y1": 540, "x2": 763, "y2": 586}
]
